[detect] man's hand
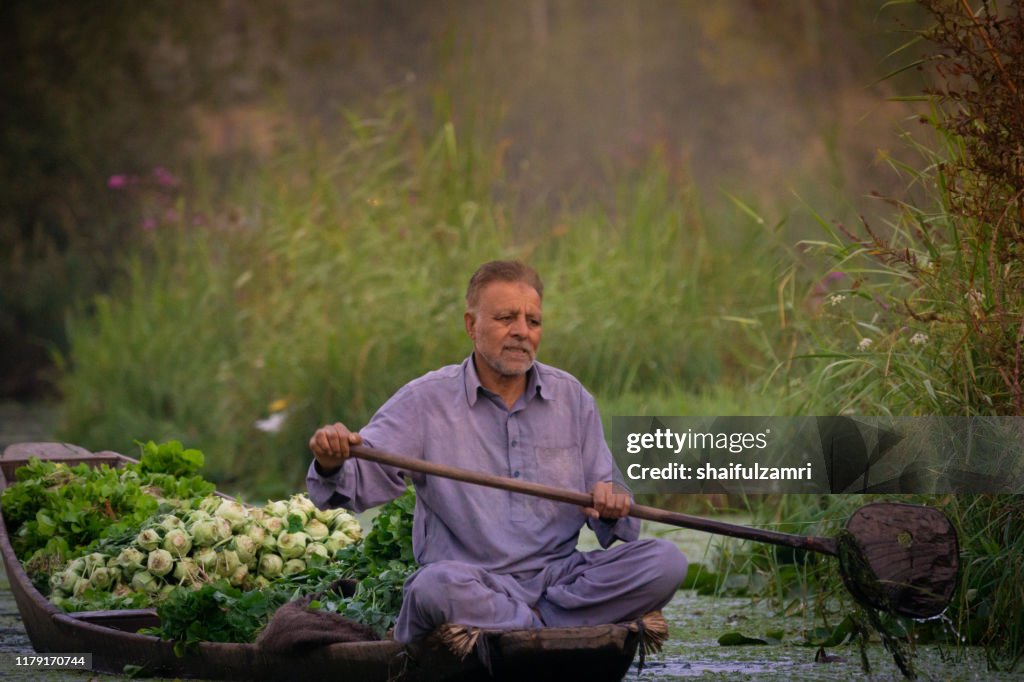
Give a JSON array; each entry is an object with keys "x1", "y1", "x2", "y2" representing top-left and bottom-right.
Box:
[
  {"x1": 583, "y1": 481, "x2": 631, "y2": 520},
  {"x1": 309, "y1": 422, "x2": 362, "y2": 472}
]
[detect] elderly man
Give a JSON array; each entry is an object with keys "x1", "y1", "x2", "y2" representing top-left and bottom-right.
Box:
[{"x1": 308, "y1": 260, "x2": 687, "y2": 644}]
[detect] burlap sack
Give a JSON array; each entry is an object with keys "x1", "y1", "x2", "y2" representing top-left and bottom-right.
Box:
[{"x1": 256, "y1": 582, "x2": 381, "y2": 653}]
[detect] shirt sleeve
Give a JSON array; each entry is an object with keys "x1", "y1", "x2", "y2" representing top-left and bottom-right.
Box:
[
  {"x1": 578, "y1": 385, "x2": 640, "y2": 546},
  {"x1": 306, "y1": 383, "x2": 424, "y2": 513}
]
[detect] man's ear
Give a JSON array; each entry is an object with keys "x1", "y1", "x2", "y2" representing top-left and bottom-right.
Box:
[{"x1": 464, "y1": 310, "x2": 476, "y2": 339}]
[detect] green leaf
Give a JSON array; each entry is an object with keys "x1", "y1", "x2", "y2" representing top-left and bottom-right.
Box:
[
  {"x1": 802, "y1": 616, "x2": 855, "y2": 647},
  {"x1": 35, "y1": 510, "x2": 57, "y2": 537},
  {"x1": 136, "y1": 440, "x2": 205, "y2": 477},
  {"x1": 718, "y1": 631, "x2": 769, "y2": 646}
]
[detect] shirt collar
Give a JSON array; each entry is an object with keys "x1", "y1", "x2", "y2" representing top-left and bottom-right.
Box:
[{"x1": 463, "y1": 354, "x2": 551, "y2": 407}]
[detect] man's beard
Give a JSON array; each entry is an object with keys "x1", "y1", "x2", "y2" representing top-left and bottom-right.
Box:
[{"x1": 481, "y1": 347, "x2": 534, "y2": 376}]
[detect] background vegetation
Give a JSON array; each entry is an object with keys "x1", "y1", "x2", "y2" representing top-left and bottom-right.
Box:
[
  {"x1": 3, "y1": 0, "x2": 923, "y2": 399},
  {"x1": 57, "y1": 107, "x2": 790, "y2": 495}
]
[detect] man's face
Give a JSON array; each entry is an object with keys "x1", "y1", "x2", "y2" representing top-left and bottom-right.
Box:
[{"x1": 465, "y1": 280, "x2": 543, "y2": 378}]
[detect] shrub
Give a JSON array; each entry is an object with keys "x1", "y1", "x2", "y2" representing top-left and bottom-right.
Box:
[{"x1": 788, "y1": 0, "x2": 1024, "y2": 415}]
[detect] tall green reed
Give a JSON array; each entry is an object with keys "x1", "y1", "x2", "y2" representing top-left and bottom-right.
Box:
[
  {"x1": 944, "y1": 494, "x2": 1024, "y2": 670},
  {"x1": 58, "y1": 102, "x2": 786, "y2": 499},
  {"x1": 783, "y1": 0, "x2": 1024, "y2": 416}
]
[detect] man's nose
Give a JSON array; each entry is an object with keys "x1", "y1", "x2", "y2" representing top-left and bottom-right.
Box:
[{"x1": 509, "y1": 316, "x2": 528, "y2": 337}]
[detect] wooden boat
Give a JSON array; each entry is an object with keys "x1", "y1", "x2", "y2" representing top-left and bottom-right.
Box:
[{"x1": 0, "y1": 442, "x2": 643, "y2": 681}]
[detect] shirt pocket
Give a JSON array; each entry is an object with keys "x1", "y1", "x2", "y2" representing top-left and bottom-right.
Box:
[
  {"x1": 532, "y1": 445, "x2": 585, "y2": 491},
  {"x1": 511, "y1": 444, "x2": 585, "y2": 528},
  {"x1": 510, "y1": 443, "x2": 584, "y2": 527}
]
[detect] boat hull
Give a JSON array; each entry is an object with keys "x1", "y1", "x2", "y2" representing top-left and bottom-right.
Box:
[{"x1": 0, "y1": 442, "x2": 640, "y2": 681}]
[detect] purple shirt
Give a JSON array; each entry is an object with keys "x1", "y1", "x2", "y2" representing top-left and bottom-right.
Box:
[{"x1": 306, "y1": 355, "x2": 639, "y2": 575}]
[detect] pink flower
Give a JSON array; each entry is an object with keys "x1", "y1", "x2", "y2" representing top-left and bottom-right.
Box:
[
  {"x1": 107, "y1": 175, "x2": 130, "y2": 189},
  {"x1": 152, "y1": 166, "x2": 179, "y2": 188},
  {"x1": 141, "y1": 217, "x2": 157, "y2": 231}
]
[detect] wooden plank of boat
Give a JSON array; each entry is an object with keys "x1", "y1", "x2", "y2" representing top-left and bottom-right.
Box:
[{"x1": 0, "y1": 442, "x2": 642, "y2": 681}]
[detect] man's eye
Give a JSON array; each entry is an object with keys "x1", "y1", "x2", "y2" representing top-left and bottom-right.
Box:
[{"x1": 528, "y1": 319, "x2": 541, "y2": 327}]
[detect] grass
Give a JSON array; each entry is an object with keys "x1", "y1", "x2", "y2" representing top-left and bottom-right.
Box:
[
  {"x1": 944, "y1": 494, "x2": 1024, "y2": 670},
  {"x1": 57, "y1": 103, "x2": 791, "y2": 500}
]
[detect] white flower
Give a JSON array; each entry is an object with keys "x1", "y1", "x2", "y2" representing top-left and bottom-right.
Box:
[
  {"x1": 254, "y1": 411, "x2": 287, "y2": 433},
  {"x1": 910, "y1": 332, "x2": 929, "y2": 346},
  {"x1": 857, "y1": 338, "x2": 873, "y2": 352},
  {"x1": 828, "y1": 294, "x2": 846, "y2": 307}
]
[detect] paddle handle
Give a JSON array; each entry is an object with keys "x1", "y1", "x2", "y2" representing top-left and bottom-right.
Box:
[{"x1": 348, "y1": 445, "x2": 838, "y2": 556}]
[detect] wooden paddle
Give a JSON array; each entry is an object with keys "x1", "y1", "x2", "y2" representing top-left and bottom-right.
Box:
[{"x1": 347, "y1": 444, "x2": 959, "y2": 619}]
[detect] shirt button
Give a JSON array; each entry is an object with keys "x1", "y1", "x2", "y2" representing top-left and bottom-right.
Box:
[
  {"x1": 513, "y1": 471, "x2": 520, "y2": 478},
  {"x1": 511, "y1": 440, "x2": 518, "y2": 447}
]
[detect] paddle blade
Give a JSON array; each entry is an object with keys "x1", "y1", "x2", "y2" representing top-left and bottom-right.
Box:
[{"x1": 838, "y1": 502, "x2": 959, "y2": 619}]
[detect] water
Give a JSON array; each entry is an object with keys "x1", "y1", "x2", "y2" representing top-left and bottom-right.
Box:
[
  {"x1": 633, "y1": 590, "x2": 1010, "y2": 681},
  {"x1": 0, "y1": 401, "x2": 62, "y2": 451},
  {"x1": 607, "y1": 524, "x2": 1011, "y2": 681}
]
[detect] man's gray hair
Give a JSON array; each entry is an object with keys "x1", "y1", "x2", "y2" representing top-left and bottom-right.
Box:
[{"x1": 465, "y1": 260, "x2": 544, "y2": 310}]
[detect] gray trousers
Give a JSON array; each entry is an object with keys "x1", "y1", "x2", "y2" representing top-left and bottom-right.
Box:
[{"x1": 394, "y1": 538, "x2": 687, "y2": 643}]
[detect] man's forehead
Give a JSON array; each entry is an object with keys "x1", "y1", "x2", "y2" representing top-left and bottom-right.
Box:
[{"x1": 478, "y1": 281, "x2": 542, "y2": 309}]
